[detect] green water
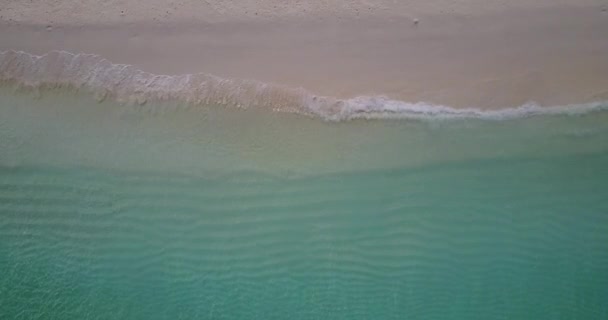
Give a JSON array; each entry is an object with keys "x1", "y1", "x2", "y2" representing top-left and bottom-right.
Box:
[{"x1": 1, "y1": 91, "x2": 608, "y2": 319}]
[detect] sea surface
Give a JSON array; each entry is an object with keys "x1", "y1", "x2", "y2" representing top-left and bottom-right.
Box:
[{"x1": 1, "y1": 52, "x2": 608, "y2": 319}]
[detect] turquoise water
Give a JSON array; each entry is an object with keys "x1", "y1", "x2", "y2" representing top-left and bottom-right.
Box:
[{"x1": 1, "y1": 90, "x2": 608, "y2": 319}]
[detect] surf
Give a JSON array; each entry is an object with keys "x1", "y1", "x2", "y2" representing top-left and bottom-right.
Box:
[{"x1": 2, "y1": 50, "x2": 607, "y2": 122}]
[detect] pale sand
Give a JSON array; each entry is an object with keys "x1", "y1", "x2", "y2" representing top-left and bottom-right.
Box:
[
  {"x1": 2, "y1": 0, "x2": 606, "y2": 24},
  {"x1": 1, "y1": 1, "x2": 608, "y2": 109}
]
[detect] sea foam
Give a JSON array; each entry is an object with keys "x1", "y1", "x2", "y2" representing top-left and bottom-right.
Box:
[{"x1": 1, "y1": 50, "x2": 607, "y2": 121}]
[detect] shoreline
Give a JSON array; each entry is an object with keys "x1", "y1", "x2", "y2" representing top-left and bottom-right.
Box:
[
  {"x1": 3, "y1": 86, "x2": 608, "y2": 176},
  {"x1": 1, "y1": 4, "x2": 608, "y2": 111},
  {"x1": 2, "y1": 50, "x2": 608, "y2": 122}
]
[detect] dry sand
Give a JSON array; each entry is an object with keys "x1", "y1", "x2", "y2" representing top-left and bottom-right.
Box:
[
  {"x1": 1, "y1": 0, "x2": 608, "y2": 109},
  {"x1": 2, "y1": 0, "x2": 606, "y2": 25}
]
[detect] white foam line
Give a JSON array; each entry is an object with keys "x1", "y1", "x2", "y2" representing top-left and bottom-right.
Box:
[{"x1": 1, "y1": 50, "x2": 607, "y2": 122}]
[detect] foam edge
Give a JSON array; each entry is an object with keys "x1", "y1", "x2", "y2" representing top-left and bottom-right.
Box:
[{"x1": 1, "y1": 50, "x2": 607, "y2": 121}]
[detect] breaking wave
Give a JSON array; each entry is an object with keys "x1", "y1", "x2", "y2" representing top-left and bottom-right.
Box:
[{"x1": 1, "y1": 50, "x2": 607, "y2": 121}]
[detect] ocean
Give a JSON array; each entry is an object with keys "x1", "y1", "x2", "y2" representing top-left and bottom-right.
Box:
[{"x1": 1, "y1": 51, "x2": 608, "y2": 319}]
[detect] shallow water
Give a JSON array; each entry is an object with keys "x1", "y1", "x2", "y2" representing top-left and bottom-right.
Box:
[{"x1": 1, "y1": 89, "x2": 608, "y2": 319}]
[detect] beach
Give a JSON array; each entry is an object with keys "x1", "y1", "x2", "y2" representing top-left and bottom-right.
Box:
[{"x1": 2, "y1": 1, "x2": 608, "y2": 111}]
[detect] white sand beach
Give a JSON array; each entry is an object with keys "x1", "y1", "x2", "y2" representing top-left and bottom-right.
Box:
[{"x1": 1, "y1": 0, "x2": 608, "y2": 111}]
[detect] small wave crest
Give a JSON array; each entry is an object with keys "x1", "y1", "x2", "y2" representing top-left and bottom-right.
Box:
[{"x1": 1, "y1": 50, "x2": 607, "y2": 121}]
